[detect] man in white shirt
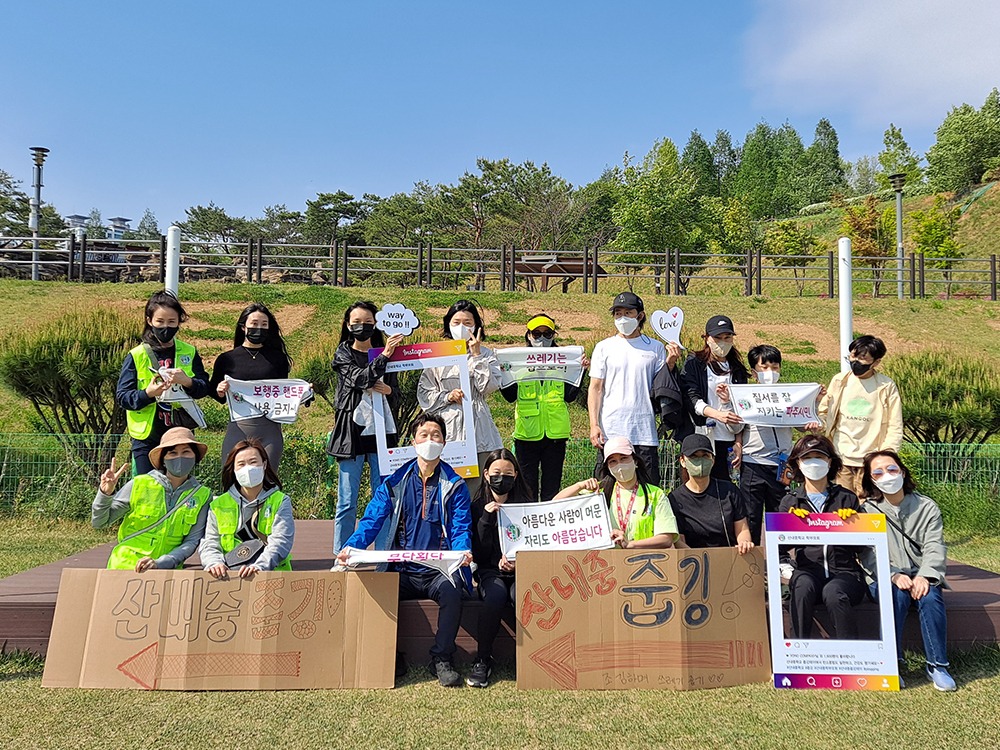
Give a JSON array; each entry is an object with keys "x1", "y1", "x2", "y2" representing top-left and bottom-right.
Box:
[{"x1": 588, "y1": 291, "x2": 677, "y2": 483}]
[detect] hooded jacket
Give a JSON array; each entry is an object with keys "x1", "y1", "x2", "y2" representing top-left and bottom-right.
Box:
[{"x1": 778, "y1": 483, "x2": 864, "y2": 579}]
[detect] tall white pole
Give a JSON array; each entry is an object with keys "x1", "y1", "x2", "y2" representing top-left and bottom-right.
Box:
[
  {"x1": 165, "y1": 225, "x2": 181, "y2": 296},
  {"x1": 838, "y1": 236, "x2": 853, "y2": 373}
]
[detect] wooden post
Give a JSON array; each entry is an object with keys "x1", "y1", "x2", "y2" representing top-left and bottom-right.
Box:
[
  {"x1": 909, "y1": 252, "x2": 917, "y2": 299},
  {"x1": 341, "y1": 240, "x2": 349, "y2": 287},
  {"x1": 332, "y1": 239, "x2": 340, "y2": 287},
  {"x1": 426, "y1": 242, "x2": 434, "y2": 288},
  {"x1": 417, "y1": 242, "x2": 425, "y2": 286},
  {"x1": 755, "y1": 246, "x2": 763, "y2": 296},
  {"x1": 79, "y1": 235, "x2": 88, "y2": 282},
  {"x1": 744, "y1": 246, "x2": 753, "y2": 296},
  {"x1": 827, "y1": 251, "x2": 835, "y2": 298},
  {"x1": 673, "y1": 246, "x2": 681, "y2": 295},
  {"x1": 991, "y1": 255, "x2": 997, "y2": 302},
  {"x1": 919, "y1": 253, "x2": 926, "y2": 298},
  {"x1": 256, "y1": 237, "x2": 263, "y2": 284},
  {"x1": 500, "y1": 244, "x2": 507, "y2": 291}
]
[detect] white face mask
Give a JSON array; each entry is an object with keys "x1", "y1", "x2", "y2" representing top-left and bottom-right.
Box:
[
  {"x1": 449, "y1": 323, "x2": 473, "y2": 341},
  {"x1": 799, "y1": 458, "x2": 830, "y2": 481},
  {"x1": 756, "y1": 369, "x2": 780, "y2": 385},
  {"x1": 235, "y1": 464, "x2": 265, "y2": 489},
  {"x1": 414, "y1": 439, "x2": 444, "y2": 461},
  {"x1": 709, "y1": 339, "x2": 733, "y2": 358},
  {"x1": 529, "y1": 337, "x2": 553, "y2": 348},
  {"x1": 614, "y1": 316, "x2": 639, "y2": 335},
  {"x1": 610, "y1": 460, "x2": 636, "y2": 483},
  {"x1": 873, "y1": 473, "x2": 905, "y2": 495}
]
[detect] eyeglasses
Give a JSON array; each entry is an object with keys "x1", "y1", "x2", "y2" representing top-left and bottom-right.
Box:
[
  {"x1": 870, "y1": 466, "x2": 901, "y2": 479},
  {"x1": 529, "y1": 330, "x2": 554, "y2": 339}
]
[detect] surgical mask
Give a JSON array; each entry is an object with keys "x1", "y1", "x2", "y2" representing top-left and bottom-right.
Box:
[
  {"x1": 756, "y1": 369, "x2": 780, "y2": 385},
  {"x1": 152, "y1": 325, "x2": 179, "y2": 344},
  {"x1": 235, "y1": 464, "x2": 265, "y2": 489},
  {"x1": 529, "y1": 337, "x2": 554, "y2": 348},
  {"x1": 614, "y1": 316, "x2": 639, "y2": 335},
  {"x1": 799, "y1": 458, "x2": 830, "y2": 481},
  {"x1": 851, "y1": 360, "x2": 872, "y2": 377},
  {"x1": 487, "y1": 474, "x2": 516, "y2": 495},
  {"x1": 244, "y1": 328, "x2": 268, "y2": 345},
  {"x1": 349, "y1": 323, "x2": 376, "y2": 341},
  {"x1": 414, "y1": 439, "x2": 444, "y2": 461},
  {"x1": 873, "y1": 472, "x2": 905, "y2": 495},
  {"x1": 682, "y1": 456, "x2": 714, "y2": 478},
  {"x1": 450, "y1": 323, "x2": 473, "y2": 341},
  {"x1": 610, "y1": 460, "x2": 636, "y2": 483},
  {"x1": 709, "y1": 339, "x2": 733, "y2": 358},
  {"x1": 163, "y1": 455, "x2": 196, "y2": 478}
]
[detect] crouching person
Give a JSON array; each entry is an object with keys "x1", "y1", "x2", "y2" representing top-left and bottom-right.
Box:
[
  {"x1": 202, "y1": 438, "x2": 294, "y2": 578},
  {"x1": 93, "y1": 427, "x2": 211, "y2": 571},
  {"x1": 336, "y1": 413, "x2": 472, "y2": 687}
]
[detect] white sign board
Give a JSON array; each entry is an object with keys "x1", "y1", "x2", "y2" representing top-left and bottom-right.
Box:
[
  {"x1": 730, "y1": 383, "x2": 821, "y2": 426},
  {"x1": 375, "y1": 303, "x2": 420, "y2": 337},
  {"x1": 496, "y1": 346, "x2": 585, "y2": 388},
  {"x1": 225, "y1": 377, "x2": 313, "y2": 424},
  {"x1": 498, "y1": 492, "x2": 614, "y2": 558},
  {"x1": 650, "y1": 307, "x2": 684, "y2": 346}
]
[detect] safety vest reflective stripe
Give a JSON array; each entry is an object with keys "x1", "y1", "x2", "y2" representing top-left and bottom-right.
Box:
[
  {"x1": 512, "y1": 379, "x2": 571, "y2": 440},
  {"x1": 125, "y1": 339, "x2": 198, "y2": 440}
]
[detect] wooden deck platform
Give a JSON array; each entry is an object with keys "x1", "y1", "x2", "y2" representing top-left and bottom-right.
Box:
[{"x1": 1, "y1": 521, "x2": 997, "y2": 661}]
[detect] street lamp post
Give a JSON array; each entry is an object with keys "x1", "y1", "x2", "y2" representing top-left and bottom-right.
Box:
[
  {"x1": 29, "y1": 146, "x2": 50, "y2": 282},
  {"x1": 889, "y1": 172, "x2": 906, "y2": 300}
]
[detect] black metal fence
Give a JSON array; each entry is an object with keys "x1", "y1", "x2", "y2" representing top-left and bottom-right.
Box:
[{"x1": 1, "y1": 235, "x2": 997, "y2": 299}]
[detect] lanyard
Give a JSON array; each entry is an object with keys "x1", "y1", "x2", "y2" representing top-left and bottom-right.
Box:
[{"x1": 615, "y1": 484, "x2": 640, "y2": 534}]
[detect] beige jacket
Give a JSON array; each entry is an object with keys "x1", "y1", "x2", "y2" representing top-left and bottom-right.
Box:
[{"x1": 818, "y1": 370, "x2": 903, "y2": 465}]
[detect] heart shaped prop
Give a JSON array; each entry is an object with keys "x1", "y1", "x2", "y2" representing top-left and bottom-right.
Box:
[{"x1": 650, "y1": 307, "x2": 684, "y2": 346}]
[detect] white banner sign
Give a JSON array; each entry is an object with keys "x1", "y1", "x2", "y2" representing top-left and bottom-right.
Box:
[
  {"x1": 225, "y1": 376, "x2": 314, "y2": 424},
  {"x1": 498, "y1": 492, "x2": 614, "y2": 558},
  {"x1": 496, "y1": 346, "x2": 585, "y2": 388},
  {"x1": 336, "y1": 548, "x2": 465, "y2": 577},
  {"x1": 729, "y1": 383, "x2": 821, "y2": 426}
]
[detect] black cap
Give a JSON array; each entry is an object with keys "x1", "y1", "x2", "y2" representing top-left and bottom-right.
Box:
[
  {"x1": 796, "y1": 435, "x2": 832, "y2": 458},
  {"x1": 609, "y1": 291, "x2": 643, "y2": 313},
  {"x1": 705, "y1": 315, "x2": 735, "y2": 337},
  {"x1": 680, "y1": 434, "x2": 714, "y2": 457}
]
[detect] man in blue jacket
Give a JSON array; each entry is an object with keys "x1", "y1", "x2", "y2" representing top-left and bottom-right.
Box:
[{"x1": 337, "y1": 413, "x2": 472, "y2": 687}]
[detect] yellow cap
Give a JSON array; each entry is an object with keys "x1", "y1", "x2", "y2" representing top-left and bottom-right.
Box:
[{"x1": 526, "y1": 314, "x2": 556, "y2": 331}]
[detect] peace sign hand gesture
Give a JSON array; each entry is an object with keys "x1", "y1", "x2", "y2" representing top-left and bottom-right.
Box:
[{"x1": 100, "y1": 457, "x2": 129, "y2": 495}]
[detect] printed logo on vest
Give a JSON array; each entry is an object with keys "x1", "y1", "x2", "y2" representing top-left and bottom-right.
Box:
[{"x1": 180, "y1": 355, "x2": 192, "y2": 365}]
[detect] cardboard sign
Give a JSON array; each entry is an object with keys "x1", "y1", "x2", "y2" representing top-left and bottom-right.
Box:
[
  {"x1": 495, "y1": 346, "x2": 586, "y2": 387},
  {"x1": 498, "y1": 492, "x2": 613, "y2": 558},
  {"x1": 765, "y1": 512, "x2": 899, "y2": 691},
  {"x1": 730, "y1": 383, "x2": 821, "y2": 426},
  {"x1": 42, "y1": 569, "x2": 398, "y2": 691},
  {"x1": 650, "y1": 307, "x2": 684, "y2": 346},
  {"x1": 376, "y1": 303, "x2": 420, "y2": 336},
  {"x1": 516, "y1": 548, "x2": 771, "y2": 690},
  {"x1": 369, "y1": 340, "x2": 478, "y2": 478},
  {"x1": 225, "y1": 376, "x2": 314, "y2": 424}
]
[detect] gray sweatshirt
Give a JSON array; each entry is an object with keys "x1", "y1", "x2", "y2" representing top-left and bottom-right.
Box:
[
  {"x1": 862, "y1": 492, "x2": 949, "y2": 588},
  {"x1": 92, "y1": 471, "x2": 210, "y2": 569},
  {"x1": 200, "y1": 485, "x2": 295, "y2": 572}
]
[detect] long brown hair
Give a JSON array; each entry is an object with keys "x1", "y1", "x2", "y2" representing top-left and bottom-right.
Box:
[{"x1": 221, "y1": 438, "x2": 282, "y2": 492}]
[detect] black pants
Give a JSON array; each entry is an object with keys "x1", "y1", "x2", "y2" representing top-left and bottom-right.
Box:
[
  {"x1": 398, "y1": 568, "x2": 464, "y2": 660},
  {"x1": 595, "y1": 443, "x2": 660, "y2": 486},
  {"x1": 515, "y1": 437, "x2": 567, "y2": 502},
  {"x1": 789, "y1": 569, "x2": 866, "y2": 639},
  {"x1": 740, "y1": 460, "x2": 786, "y2": 545},
  {"x1": 711, "y1": 439, "x2": 734, "y2": 482},
  {"x1": 476, "y1": 573, "x2": 516, "y2": 662}
]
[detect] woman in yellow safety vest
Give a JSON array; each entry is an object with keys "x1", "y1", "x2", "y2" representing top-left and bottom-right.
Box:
[
  {"x1": 92, "y1": 427, "x2": 212, "y2": 571},
  {"x1": 499, "y1": 314, "x2": 582, "y2": 501},
  {"x1": 116, "y1": 290, "x2": 210, "y2": 475},
  {"x1": 202, "y1": 437, "x2": 295, "y2": 577}
]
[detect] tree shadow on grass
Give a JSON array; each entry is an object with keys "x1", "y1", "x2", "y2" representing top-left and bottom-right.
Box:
[{"x1": 0, "y1": 650, "x2": 45, "y2": 682}]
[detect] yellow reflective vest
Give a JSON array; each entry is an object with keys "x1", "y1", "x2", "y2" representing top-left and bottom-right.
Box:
[
  {"x1": 210, "y1": 491, "x2": 292, "y2": 571},
  {"x1": 512, "y1": 380, "x2": 571, "y2": 441},
  {"x1": 125, "y1": 340, "x2": 198, "y2": 440}
]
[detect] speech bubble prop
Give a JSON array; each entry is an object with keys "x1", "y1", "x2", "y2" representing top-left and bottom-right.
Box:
[
  {"x1": 376, "y1": 303, "x2": 420, "y2": 336},
  {"x1": 650, "y1": 307, "x2": 684, "y2": 346}
]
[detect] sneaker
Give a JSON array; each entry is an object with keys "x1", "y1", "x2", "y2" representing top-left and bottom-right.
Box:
[
  {"x1": 926, "y1": 664, "x2": 957, "y2": 692},
  {"x1": 466, "y1": 659, "x2": 493, "y2": 688},
  {"x1": 429, "y1": 658, "x2": 462, "y2": 687}
]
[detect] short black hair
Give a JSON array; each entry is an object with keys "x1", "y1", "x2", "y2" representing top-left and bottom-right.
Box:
[
  {"x1": 410, "y1": 412, "x2": 447, "y2": 441},
  {"x1": 142, "y1": 290, "x2": 188, "y2": 346},
  {"x1": 849, "y1": 335, "x2": 887, "y2": 361},
  {"x1": 748, "y1": 344, "x2": 782, "y2": 368}
]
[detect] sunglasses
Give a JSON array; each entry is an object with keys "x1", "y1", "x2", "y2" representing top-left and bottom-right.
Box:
[
  {"x1": 529, "y1": 330, "x2": 554, "y2": 339},
  {"x1": 870, "y1": 465, "x2": 901, "y2": 479}
]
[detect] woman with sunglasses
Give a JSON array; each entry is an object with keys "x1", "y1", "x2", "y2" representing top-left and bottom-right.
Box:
[
  {"x1": 861, "y1": 450, "x2": 956, "y2": 691},
  {"x1": 500, "y1": 314, "x2": 583, "y2": 501}
]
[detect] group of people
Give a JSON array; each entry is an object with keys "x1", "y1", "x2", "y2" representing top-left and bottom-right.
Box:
[{"x1": 94, "y1": 288, "x2": 955, "y2": 692}]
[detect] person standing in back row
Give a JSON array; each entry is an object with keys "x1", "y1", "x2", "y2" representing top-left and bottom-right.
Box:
[{"x1": 588, "y1": 292, "x2": 674, "y2": 484}]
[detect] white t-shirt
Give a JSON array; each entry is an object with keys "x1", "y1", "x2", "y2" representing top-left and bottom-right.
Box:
[{"x1": 589, "y1": 334, "x2": 666, "y2": 446}]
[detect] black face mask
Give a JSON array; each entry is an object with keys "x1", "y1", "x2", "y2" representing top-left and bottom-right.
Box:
[
  {"x1": 488, "y1": 474, "x2": 516, "y2": 496},
  {"x1": 152, "y1": 325, "x2": 179, "y2": 345},
  {"x1": 244, "y1": 327, "x2": 268, "y2": 345},
  {"x1": 850, "y1": 360, "x2": 872, "y2": 377},
  {"x1": 349, "y1": 323, "x2": 376, "y2": 341}
]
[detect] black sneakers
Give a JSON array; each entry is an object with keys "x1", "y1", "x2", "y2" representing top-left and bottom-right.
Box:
[
  {"x1": 466, "y1": 659, "x2": 493, "y2": 688},
  {"x1": 429, "y1": 657, "x2": 462, "y2": 687}
]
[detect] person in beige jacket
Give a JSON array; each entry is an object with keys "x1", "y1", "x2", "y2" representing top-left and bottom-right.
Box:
[{"x1": 810, "y1": 336, "x2": 903, "y2": 497}]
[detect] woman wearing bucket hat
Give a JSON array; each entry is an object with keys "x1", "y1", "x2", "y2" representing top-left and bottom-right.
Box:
[
  {"x1": 679, "y1": 314, "x2": 749, "y2": 481},
  {"x1": 499, "y1": 314, "x2": 584, "y2": 502},
  {"x1": 92, "y1": 426, "x2": 212, "y2": 571}
]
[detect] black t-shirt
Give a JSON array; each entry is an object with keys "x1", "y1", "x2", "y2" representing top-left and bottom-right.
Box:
[
  {"x1": 668, "y1": 479, "x2": 748, "y2": 549},
  {"x1": 209, "y1": 347, "x2": 291, "y2": 403}
]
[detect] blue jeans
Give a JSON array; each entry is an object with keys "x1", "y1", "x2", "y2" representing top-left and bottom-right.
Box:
[
  {"x1": 334, "y1": 452, "x2": 386, "y2": 553},
  {"x1": 872, "y1": 581, "x2": 950, "y2": 666}
]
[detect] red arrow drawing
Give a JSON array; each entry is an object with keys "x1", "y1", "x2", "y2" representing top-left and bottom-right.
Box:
[
  {"x1": 116, "y1": 643, "x2": 302, "y2": 689},
  {"x1": 529, "y1": 632, "x2": 765, "y2": 689}
]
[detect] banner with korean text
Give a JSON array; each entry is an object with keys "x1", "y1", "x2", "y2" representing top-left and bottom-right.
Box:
[
  {"x1": 729, "y1": 383, "x2": 821, "y2": 426},
  {"x1": 225, "y1": 377, "x2": 314, "y2": 424},
  {"x1": 496, "y1": 346, "x2": 585, "y2": 387},
  {"x1": 498, "y1": 493, "x2": 613, "y2": 558}
]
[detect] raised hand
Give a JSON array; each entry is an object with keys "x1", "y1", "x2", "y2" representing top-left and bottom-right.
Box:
[
  {"x1": 100, "y1": 457, "x2": 129, "y2": 495},
  {"x1": 384, "y1": 334, "x2": 404, "y2": 358}
]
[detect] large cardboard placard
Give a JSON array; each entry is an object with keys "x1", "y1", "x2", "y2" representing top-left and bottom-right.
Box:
[
  {"x1": 42, "y1": 569, "x2": 398, "y2": 690},
  {"x1": 765, "y1": 512, "x2": 899, "y2": 691},
  {"x1": 370, "y1": 339, "x2": 478, "y2": 478},
  {"x1": 516, "y1": 548, "x2": 770, "y2": 690},
  {"x1": 498, "y1": 492, "x2": 613, "y2": 558}
]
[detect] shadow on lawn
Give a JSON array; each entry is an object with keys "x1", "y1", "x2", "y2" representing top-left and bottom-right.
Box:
[{"x1": 0, "y1": 650, "x2": 45, "y2": 682}]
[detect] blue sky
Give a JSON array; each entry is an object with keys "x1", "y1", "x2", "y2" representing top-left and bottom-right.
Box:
[{"x1": 2, "y1": 0, "x2": 998, "y2": 229}]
